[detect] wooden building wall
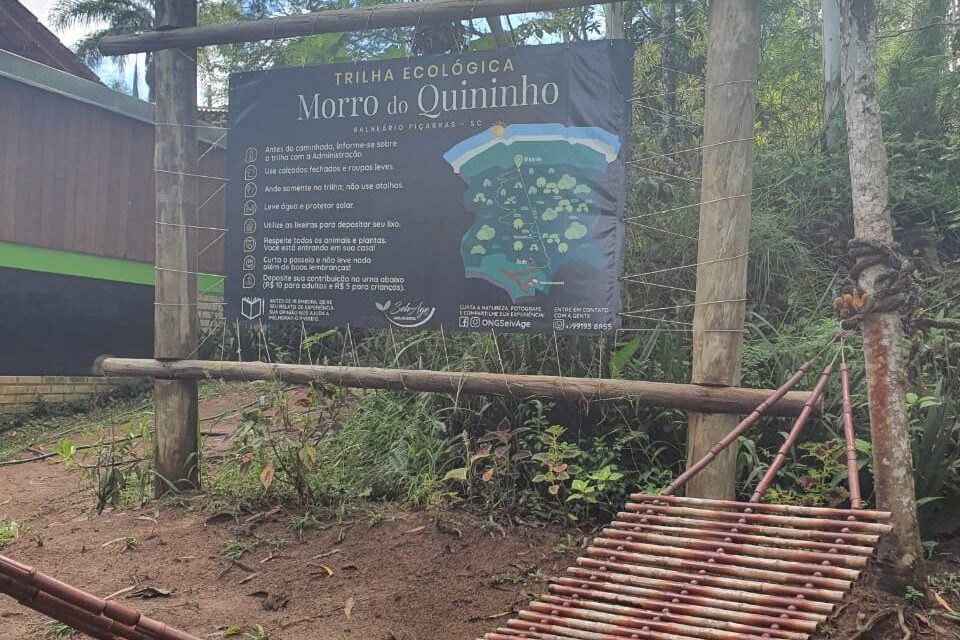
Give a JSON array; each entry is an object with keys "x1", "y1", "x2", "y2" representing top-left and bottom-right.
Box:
[{"x1": 0, "y1": 75, "x2": 226, "y2": 272}]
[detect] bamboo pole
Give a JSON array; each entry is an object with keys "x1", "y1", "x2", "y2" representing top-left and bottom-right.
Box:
[
  {"x1": 663, "y1": 362, "x2": 812, "y2": 496},
  {"x1": 99, "y1": 0, "x2": 604, "y2": 55},
  {"x1": 748, "y1": 364, "x2": 834, "y2": 503},
  {"x1": 686, "y1": 0, "x2": 761, "y2": 500},
  {"x1": 98, "y1": 358, "x2": 813, "y2": 416},
  {"x1": 152, "y1": 0, "x2": 200, "y2": 497}
]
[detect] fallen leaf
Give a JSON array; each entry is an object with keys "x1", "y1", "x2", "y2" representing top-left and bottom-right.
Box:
[
  {"x1": 243, "y1": 507, "x2": 281, "y2": 524},
  {"x1": 933, "y1": 591, "x2": 955, "y2": 614},
  {"x1": 101, "y1": 537, "x2": 127, "y2": 548},
  {"x1": 127, "y1": 586, "x2": 171, "y2": 599},
  {"x1": 259, "y1": 462, "x2": 275, "y2": 491},
  {"x1": 481, "y1": 468, "x2": 494, "y2": 483},
  {"x1": 103, "y1": 585, "x2": 136, "y2": 601},
  {"x1": 318, "y1": 565, "x2": 334, "y2": 577},
  {"x1": 344, "y1": 596, "x2": 355, "y2": 619}
]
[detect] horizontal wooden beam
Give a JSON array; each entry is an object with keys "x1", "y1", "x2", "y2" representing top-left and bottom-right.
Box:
[
  {"x1": 100, "y1": 358, "x2": 815, "y2": 416},
  {"x1": 99, "y1": 0, "x2": 602, "y2": 55}
]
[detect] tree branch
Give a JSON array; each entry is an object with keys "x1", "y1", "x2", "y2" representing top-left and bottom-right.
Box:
[{"x1": 878, "y1": 20, "x2": 959, "y2": 39}]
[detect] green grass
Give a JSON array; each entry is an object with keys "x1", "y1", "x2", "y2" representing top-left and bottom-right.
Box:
[
  {"x1": 39, "y1": 622, "x2": 77, "y2": 639},
  {"x1": 0, "y1": 393, "x2": 153, "y2": 463},
  {"x1": 245, "y1": 626, "x2": 269, "y2": 640},
  {"x1": 0, "y1": 519, "x2": 20, "y2": 548}
]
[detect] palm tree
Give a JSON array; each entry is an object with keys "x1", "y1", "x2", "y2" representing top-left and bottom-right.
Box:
[{"x1": 49, "y1": 1, "x2": 155, "y2": 100}]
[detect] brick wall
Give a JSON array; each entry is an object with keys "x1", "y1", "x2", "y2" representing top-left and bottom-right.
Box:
[
  {"x1": 0, "y1": 375, "x2": 137, "y2": 414},
  {"x1": 199, "y1": 292, "x2": 224, "y2": 334}
]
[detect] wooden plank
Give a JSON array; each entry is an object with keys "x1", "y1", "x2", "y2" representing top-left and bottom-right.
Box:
[
  {"x1": 152, "y1": 0, "x2": 200, "y2": 496},
  {"x1": 99, "y1": 358, "x2": 816, "y2": 417},
  {"x1": 0, "y1": 76, "x2": 184, "y2": 261},
  {"x1": 686, "y1": 0, "x2": 761, "y2": 500},
  {"x1": 0, "y1": 81, "x2": 20, "y2": 241},
  {"x1": 62, "y1": 98, "x2": 81, "y2": 250},
  {"x1": 99, "y1": 0, "x2": 603, "y2": 54},
  {"x1": 45, "y1": 98, "x2": 69, "y2": 249},
  {"x1": 14, "y1": 86, "x2": 38, "y2": 246},
  {"x1": 73, "y1": 104, "x2": 98, "y2": 256}
]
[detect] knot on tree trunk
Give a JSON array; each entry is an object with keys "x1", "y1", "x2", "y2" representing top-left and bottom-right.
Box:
[{"x1": 835, "y1": 238, "x2": 919, "y2": 328}]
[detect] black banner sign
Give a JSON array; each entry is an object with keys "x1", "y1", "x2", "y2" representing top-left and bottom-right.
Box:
[{"x1": 226, "y1": 41, "x2": 631, "y2": 333}]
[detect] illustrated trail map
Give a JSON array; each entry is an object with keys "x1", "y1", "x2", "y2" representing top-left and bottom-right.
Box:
[{"x1": 445, "y1": 124, "x2": 621, "y2": 301}]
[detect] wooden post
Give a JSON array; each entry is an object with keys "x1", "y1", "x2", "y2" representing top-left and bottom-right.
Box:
[
  {"x1": 685, "y1": 0, "x2": 760, "y2": 500},
  {"x1": 153, "y1": 0, "x2": 200, "y2": 496},
  {"x1": 821, "y1": 0, "x2": 842, "y2": 150},
  {"x1": 840, "y1": 0, "x2": 922, "y2": 576}
]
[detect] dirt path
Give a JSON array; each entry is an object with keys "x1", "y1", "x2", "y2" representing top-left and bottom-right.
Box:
[
  {"x1": 0, "y1": 391, "x2": 575, "y2": 640},
  {"x1": 3, "y1": 389, "x2": 959, "y2": 640}
]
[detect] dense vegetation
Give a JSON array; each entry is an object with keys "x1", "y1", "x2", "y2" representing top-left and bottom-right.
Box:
[{"x1": 53, "y1": 1, "x2": 960, "y2": 539}]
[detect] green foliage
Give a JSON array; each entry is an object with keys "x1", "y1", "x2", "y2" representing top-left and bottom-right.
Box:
[
  {"x1": 56, "y1": 417, "x2": 154, "y2": 514},
  {"x1": 567, "y1": 465, "x2": 624, "y2": 506},
  {"x1": 0, "y1": 519, "x2": 19, "y2": 548},
  {"x1": 905, "y1": 584, "x2": 926, "y2": 603},
  {"x1": 444, "y1": 418, "x2": 532, "y2": 516},
  {"x1": 311, "y1": 391, "x2": 457, "y2": 508},
  {"x1": 244, "y1": 625, "x2": 269, "y2": 640},
  {"x1": 764, "y1": 440, "x2": 857, "y2": 508},
  {"x1": 531, "y1": 426, "x2": 582, "y2": 498},
  {"x1": 41, "y1": 622, "x2": 77, "y2": 639},
  {"x1": 929, "y1": 571, "x2": 960, "y2": 598},
  {"x1": 909, "y1": 388, "x2": 960, "y2": 538}
]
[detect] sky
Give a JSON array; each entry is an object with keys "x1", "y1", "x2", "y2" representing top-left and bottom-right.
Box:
[
  {"x1": 20, "y1": 0, "x2": 86, "y2": 45},
  {"x1": 20, "y1": 0, "x2": 145, "y2": 94}
]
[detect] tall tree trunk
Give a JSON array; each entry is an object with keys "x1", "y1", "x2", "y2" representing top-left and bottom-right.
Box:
[
  {"x1": 486, "y1": 16, "x2": 509, "y2": 46},
  {"x1": 660, "y1": 0, "x2": 677, "y2": 148},
  {"x1": 604, "y1": 3, "x2": 625, "y2": 38},
  {"x1": 840, "y1": 0, "x2": 922, "y2": 577},
  {"x1": 821, "y1": 0, "x2": 842, "y2": 150},
  {"x1": 686, "y1": 0, "x2": 761, "y2": 500}
]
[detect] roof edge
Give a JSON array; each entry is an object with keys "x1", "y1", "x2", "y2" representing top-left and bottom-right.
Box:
[{"x1": 0, "y1": 49, "x2": 226, "y2": 147}]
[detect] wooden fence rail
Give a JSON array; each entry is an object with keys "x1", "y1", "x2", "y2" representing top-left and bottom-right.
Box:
[
  {"x1": 100, "y1": 0, "x2": 603, "y2": 55},
  {"x1": 100, "y1": 357, "x2": 814, "y2": 416}
]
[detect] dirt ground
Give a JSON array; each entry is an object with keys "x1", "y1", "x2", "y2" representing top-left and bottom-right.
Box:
[
  {"x1": 0, "y1": 389, "x2": 579, "y2": 640},
  {"x1": 2, "y1": 388, "x2": 959, "y2": 640}
]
